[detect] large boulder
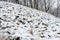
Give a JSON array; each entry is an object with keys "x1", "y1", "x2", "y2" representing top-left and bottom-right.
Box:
[{"x1": 0, "y1": 1, "x2": 60, "y2": 40}]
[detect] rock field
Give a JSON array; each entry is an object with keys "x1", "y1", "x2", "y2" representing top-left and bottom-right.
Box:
[{"x1": 0, "y1": 1, "x2": 60, "y2": 40}]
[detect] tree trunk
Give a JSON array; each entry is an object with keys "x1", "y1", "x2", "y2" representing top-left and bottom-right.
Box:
[{"x1": 34, "y1": 0, "x2": 38, "y2": 9}]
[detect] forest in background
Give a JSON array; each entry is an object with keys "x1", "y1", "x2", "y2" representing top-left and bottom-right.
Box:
[{"x1": 0, "y1": 0, "x2": 60, "y2": 18}]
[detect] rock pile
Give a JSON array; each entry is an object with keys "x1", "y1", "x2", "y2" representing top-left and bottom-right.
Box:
[{"x1": 0, "y1": 1, "x2": 60, "y2": 40}]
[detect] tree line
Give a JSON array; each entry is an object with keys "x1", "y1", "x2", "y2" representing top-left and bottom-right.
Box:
[{"x1": 0, "y1": 0, "x2": 60, "y2": 18}]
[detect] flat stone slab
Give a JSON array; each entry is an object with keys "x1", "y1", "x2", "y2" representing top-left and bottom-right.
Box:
[{"x1": 0, "y1": 1, "x2": 60, "y2": 40}]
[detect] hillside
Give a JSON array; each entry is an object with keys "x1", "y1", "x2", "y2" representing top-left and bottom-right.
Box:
[{"x1": 0, "y1": 1, "x2": 60, "y2": 40}]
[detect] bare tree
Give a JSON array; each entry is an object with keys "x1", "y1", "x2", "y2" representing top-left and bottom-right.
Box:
[
  {"x1": 44, "y1": 0, "x2": 50, "y2": 12},
  {"x1": 57, "y1": 0, "x2": 60, "y2": 17},
  {"x1": 29, "y1": 0, "x2": 33, "y2": 8},
  {"x1": 34, "y1": 0, "x2": 38, "y2": 9},
  {"x1": 24, "y1": 0, "x2": 26, "y2": 6}
]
